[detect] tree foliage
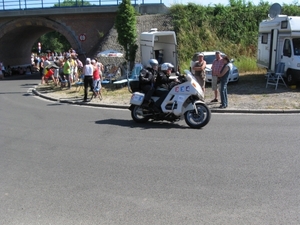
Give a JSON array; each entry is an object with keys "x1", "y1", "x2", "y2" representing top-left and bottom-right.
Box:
[
  {"x1": 169, "y1": 1, "x2": 300, "y2": 67},
  {"x1": 32, "y1": 31, "x2": 71, "y2": 54},
  {"x1": 115, "y1": 0, "x2": 138, "y2": 70},
  {"x1": 54, "y1": 0, "x2": 91, "y2": 7}
]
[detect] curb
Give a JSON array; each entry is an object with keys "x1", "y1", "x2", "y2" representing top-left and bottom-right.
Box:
[
  {"x1": 32, "y1": 89, "x2": 129, "y2": 109},
  {"x1": 32, "y1": 89, "x2": 300, "y2": 114},
  {"x1": 209, "y1": 108, "x2": 300, "y2": 114}
]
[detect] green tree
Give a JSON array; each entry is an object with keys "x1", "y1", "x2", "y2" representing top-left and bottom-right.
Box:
[
  {"x1": 115, "y1": 0, "x2": 138, "y2": 70},
  {"x1": 32, "y1": 31, "x2": 71, "y2": 54},
  {"x1": 54, "y1": 0, "x2": 91, "y2": 7}
]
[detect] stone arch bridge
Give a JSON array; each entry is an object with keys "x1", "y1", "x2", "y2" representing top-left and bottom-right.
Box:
[{"x1": 0, "y1": 4, "x2": 167, "y2": 66}]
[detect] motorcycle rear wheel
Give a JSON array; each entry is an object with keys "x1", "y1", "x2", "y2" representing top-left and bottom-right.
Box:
[
  {"x1": 184, "y1": 103, "x2": 211, "y2": 128},
  {"x1": 131, "y1": 105, "x2": 150, "y2": 123}
]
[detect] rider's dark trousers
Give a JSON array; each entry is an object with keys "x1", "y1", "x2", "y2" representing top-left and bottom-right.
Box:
[
  {"x1": 155, "y1": 89, "x2": 169, "y2": 107},
  {"x1": 141, "y1": 84, "x2": 155, "y2": 103}
]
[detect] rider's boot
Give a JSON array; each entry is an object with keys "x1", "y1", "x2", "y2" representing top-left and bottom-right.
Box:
[
  {"x1": 152, "y1": 103, "x2": 161, "y2": 113},
  {"x1": 141, "y1": 100, "x2": 151, "y2": 108}
]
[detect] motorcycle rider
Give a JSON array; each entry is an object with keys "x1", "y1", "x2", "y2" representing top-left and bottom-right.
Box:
[
  {"x1": 139, "y1": 59, "x2": 159, "y2": 107},
  {"x1": 155, "y1": 62, "x2": 179, "y2": 108}
]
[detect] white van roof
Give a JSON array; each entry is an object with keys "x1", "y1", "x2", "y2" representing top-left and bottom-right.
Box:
[
  {"x1": 140, "y1": 29, "x2": 177, "y2": 45},
  {"x1": 259, "y1": 15, "x2": 300, "y2": 35}
]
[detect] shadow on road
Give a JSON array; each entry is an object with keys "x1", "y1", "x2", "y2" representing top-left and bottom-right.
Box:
[
  {"x1": 20, "y1": 83, "x2": 40, "y2": 87},
  {"x1": 95, "y1": 118, "x2": 189, "y2": 130}
]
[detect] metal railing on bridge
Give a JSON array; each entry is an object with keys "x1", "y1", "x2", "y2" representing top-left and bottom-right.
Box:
[{"x1": 0, "y1": 0, "x2": 163, "y2": 10}]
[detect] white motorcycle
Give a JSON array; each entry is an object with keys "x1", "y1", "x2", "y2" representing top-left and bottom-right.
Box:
[{"x1": 128, "y1": 70, "x2": 211, "y2": 129}]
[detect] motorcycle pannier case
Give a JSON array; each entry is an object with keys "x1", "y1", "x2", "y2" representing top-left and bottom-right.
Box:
[{"x1": 130, "y1": 92, "x2": 145, "y2": 106}]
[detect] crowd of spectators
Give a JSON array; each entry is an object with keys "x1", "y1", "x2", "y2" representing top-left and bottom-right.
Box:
[
  {"x1": 1, "y1": 49, "x2": 105, "y2": 99},
  {"x1": 0, "y1": 63, "x2": 33, "y2": 77},
  {"x1": 38, "y1": 48, "x2": 87, "y2": 86}
]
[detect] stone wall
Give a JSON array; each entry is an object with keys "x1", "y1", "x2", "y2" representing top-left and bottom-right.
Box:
[{"x1": 96, "y1": 14, "x2": 173, "y2": 65}]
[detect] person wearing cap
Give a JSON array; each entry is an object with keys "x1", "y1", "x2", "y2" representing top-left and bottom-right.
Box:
[
  {"x1": 82, "y1": 58, "x2": 94, "y2": 102},
  {"x1": 210, "y1": 51, "x2": 224, "y2": 103},
  {"x1": 192, "y1": 53, "x2": 206, "y2": 93}
]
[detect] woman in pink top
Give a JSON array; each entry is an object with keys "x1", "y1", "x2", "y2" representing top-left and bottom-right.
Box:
[{"x1": 91, "y1": 59, "x2": 102, "y2": 99}]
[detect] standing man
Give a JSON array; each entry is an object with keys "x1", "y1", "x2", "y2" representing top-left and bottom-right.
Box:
[
  {"x1": 82, "y1": 58, "x2": 94, "y2": 102},
  {"x1": 39, "y1": 57, "x2": 44, "y2": 81},
  {"x1": 210, "y1": 51, "x2": 224, "y2": 103},
  {"x1": 192, "y1": 52, "x2": 206, "y2": 93},
  {"x1": 218, "y1": 56, "x2": 231, "y2": 108},
  {"x1": 63, "y1": 54, "x2": 71, "y2": 89}
]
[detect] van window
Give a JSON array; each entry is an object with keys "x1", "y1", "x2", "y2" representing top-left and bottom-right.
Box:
[
  {"x1": 283, "y1": 39, "x2": 291, "y2": 57},
  {"x1": 281, "y1": 21, "x2": 288, "y2": 29},
  {"x1": 292, "y1": 38, "x2": 300, "y2": 56},
  {"x1": 261, "y1": 34, "x2": 268, "y2": 44}
]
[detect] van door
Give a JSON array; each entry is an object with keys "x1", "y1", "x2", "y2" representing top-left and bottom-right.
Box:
[
  {"x1": 140, "y1": 46, "x2": 154, "y2": 67},
  {"x1": 280, "y1": 38, "x2": 292, "y2": 73},
  {"x1": 269, "y1": 29, "x2": 278, "y2": 71}
]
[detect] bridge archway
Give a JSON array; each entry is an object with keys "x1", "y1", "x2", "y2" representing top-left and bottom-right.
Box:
[{"x1": 0, "y1": 17, "x2": 81, "y2": 66}]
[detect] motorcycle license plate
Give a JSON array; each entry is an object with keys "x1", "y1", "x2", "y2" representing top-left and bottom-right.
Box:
[{"x1": 130, "y1": 92, "x2": 145, "y2": 105}]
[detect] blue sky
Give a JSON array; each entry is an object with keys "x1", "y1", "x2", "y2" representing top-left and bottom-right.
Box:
[{"x1": 165, "y1": 0, "x2": 299, "y2": 7}]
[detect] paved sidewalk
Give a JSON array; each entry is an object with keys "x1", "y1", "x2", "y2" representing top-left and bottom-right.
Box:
[{"x1": 32, "y1": 87, "x2": 300, "y2": 114}]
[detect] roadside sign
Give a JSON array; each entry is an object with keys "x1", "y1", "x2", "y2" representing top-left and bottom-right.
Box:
[{"x1": 79, "y1": 34, "x2": 86, "y2": 42}]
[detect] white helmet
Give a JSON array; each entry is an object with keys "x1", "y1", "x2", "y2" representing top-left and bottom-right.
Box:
[
  {"x1": 149, "y1": 59, "x2": 158, "y2": 66},
  {"x1": 161, "y1": 63, "x2": 174, "y2": 71}
]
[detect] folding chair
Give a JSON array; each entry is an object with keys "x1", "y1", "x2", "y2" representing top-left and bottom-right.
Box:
[
  {"x1": 75, "y1": 75, "x2": 84, "y2": 92},
  {"x1": 266, "y1": 62, "x2": 287, "y2": 90},
  {"x1": 58, "y1": 75, "x2": 68, "y2": 89},
  {"x1": 90, "y1": 79, "x2": 103, "y2": 101},
  {"x1": 90, "y1": 87, "x2": 103, "y2": 101}
]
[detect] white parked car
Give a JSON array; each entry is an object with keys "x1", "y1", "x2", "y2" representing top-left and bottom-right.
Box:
[{"x1": 190, "y1": 51, "x2": 239, "y2": 83}]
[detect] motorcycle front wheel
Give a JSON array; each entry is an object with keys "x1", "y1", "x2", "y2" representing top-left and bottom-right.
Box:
[
  {"x1": 184, "y1": 103, "x2": 211, "y2": 128},
  {"x1": 131, "y1": 105, "x2": 150, "y2": 123}
]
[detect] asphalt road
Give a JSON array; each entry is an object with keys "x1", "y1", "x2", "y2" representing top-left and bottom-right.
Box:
[{"x1": 1, "y1": 76, "x2": 300, "y2": 224}]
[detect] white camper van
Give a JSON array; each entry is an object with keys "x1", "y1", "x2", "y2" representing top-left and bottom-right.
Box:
[
  {"x1": 140, "y1": 28, "x2": 178, "y2": 71},
  {"x1": 257, "y1": 3, "x2": 300, "y2": 85}
]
